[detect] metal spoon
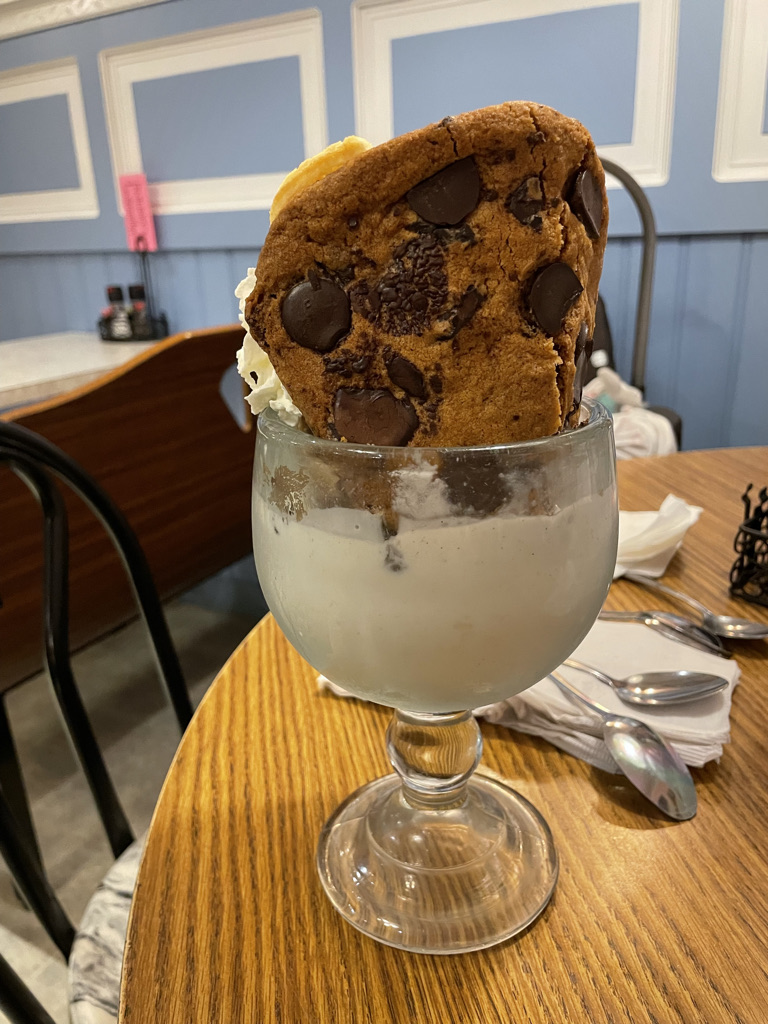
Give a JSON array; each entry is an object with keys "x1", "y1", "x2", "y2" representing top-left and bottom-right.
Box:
[
  {"x1": 623, "y1": 572, "x2": 768, "y2": 640},
  {"x1": 564, "y1": 659, "x2": 729, "y2": 706},
  {"x1": 549, "y1": 670, "x2": 697, "y2": 820},
  {"x1": 599, "y1": 609, "x2": 731, "y2": 658}
]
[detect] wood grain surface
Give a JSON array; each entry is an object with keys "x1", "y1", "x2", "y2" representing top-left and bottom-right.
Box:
[
  {"x1": 0, "y1": 326, "x2": 253, "y2": 691},
  {"x1": 120, "y1": 447, "x2": 768, "y2": 1024}
]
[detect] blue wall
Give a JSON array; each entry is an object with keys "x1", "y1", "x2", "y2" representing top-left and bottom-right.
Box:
[{"x1": 1, "y1": 0, "x2": 767, "y2": 450}]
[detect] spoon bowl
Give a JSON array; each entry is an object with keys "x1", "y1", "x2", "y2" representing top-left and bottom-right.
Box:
[
  {"x1": 601, "y1": 718, "x2": 698, "y2": 820},
  {"x1": 564, "y1": 659, "x2": 729, "y2": 706},
  {"x1": 704, "y1": 614, "x2": 768, "y2": 640},
  {"x1": 550, "y1": 670, "x2": 697, "y2": 820},
  {"x1": 623, "y1": 572, "x2": 768, "y2": 641}
]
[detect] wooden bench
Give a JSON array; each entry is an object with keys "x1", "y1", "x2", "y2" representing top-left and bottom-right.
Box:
[{"x1": 1, "y1": 325, "x2": 255, "y2": 692}]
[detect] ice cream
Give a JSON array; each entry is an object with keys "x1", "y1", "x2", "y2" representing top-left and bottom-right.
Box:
[{"x1": 253, "y1": 440, "x2": 617, "y2": 713}]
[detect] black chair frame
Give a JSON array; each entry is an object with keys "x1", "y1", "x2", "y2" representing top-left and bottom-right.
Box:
[
  {"x1": 0, "y1": 420, "x2": 192, "y2": 998},
  {"x1": 599, "y1": 157, "x2": 657, "y2": 395},
  {"x1": 0, "y1": 951, "x2": 58, "y2": 1024}
]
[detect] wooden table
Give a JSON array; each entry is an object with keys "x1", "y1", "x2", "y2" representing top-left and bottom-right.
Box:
[{"x1": 120, "y1": 448, "x2": 768, "y2": 1023}]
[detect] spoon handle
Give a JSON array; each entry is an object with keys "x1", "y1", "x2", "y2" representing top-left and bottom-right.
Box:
[
  {"x1": 599, "y1": 609, "x2": 638, "y2": 622},
  {"x1": 623, "y1": 573, "x2": 711, "y2": 621},
  {"x1": 598, "y1": 610, "x2": 730, "y2": 658},
  {"x1": 564, "y1": 659, "x2": 617, "y2": 692},
  {"x1": 549, "y1": 670, "x2": 612, "y2": 718}
]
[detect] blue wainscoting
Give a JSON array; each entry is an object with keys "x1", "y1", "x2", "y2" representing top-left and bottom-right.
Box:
[
  {"x1": 601, "y1": 235, "x2": 768, "y2": 450},
  {"x1": 2, "y1": 234, "x2": 766, "y2": 450}
]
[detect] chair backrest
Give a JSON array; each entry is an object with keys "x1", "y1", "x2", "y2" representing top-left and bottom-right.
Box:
[
  {"x1": 0, "y1": 950, "x2": 58, "y2": 1024},
  {"x1": 1, "y1": 324, "x2": 254, "y2": 692},
  {"x1": 599, "y1": 158, "x2": 658, "y2": 393},
  {"x1": 0, "y1": 421, "x2": 191, "y2": 957}
]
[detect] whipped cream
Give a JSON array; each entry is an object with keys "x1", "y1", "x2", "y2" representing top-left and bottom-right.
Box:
[{"x1": 235, "y1": 269, "x2": 303, "y2": 427}]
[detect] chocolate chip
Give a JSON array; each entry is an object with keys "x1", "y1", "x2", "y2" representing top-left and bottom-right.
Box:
[
  {"x1": 381, "y1": 511, "x2": 399, "y2": 539},
  {"x1": 406, "y1": 157, "x2": 481, "y2": 226},
  {"x1": 348, "y1": 216, "x2": 359, "y2": 229},
  {"x1": 507, "y1": 176, "x2": 544, "y2": 229},
  {"x1": 436, "y1": 286, "x2": 484, "y2": 339},
  {"x1": 527, "y1": 131, "x2": 546, "y2": 146},
  {"x1": 335, "y1": 266, "x2": 356, "y2": 285},
  {"x1": 575, "y1": 321, "x2": 593, "y2": 362},
  {"x1": 385, "y1": 352, "x2": 426, "y2": 399},
  {"x1": 429, "y1": 374, "x2": 443, "y2": 394},
  {"x1": 324, "y1": 349, "x2": 373, "y2": 377},
  {"x1": 441, "y1": 453, "x2": 509, "y2": 516},
  {"x1": 384, "y1": 543, "x2": 406, "y2": 572},
  {"x1": 406, "y1": 221, "x2": 477, "y2": 247},
  {"x1": 457, "y1": 287, "x2": 483, "y2": 326},
  {"x1": 333, "y1": 388, "x2": 418, "y2": 446},
  {"x1": 281, "y1": 277, "x2": 350, "y2": 352},
  {"x1": 349, "y1": 235, "x2": 448, "y2": 337},
  {"x1": 529, "y1": 264, "x2": 583, "y2": 336},
  {"x1": 572, "y1": 348, "x2": 589, "y2": 408},
  {"x1": 569, "y1": 168, "x2": 602, "y2": 239}
]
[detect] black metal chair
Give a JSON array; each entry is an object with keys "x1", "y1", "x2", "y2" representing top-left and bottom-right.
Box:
[
  {"x1": 0, "y1": 420, "x2": 193, "y2": 1022},
  {"x1": 596, "y1": 158, "x2": 682, "y2": 448},
  {"x1": 0, "y1": 950, "x2": 57, "y2": 1024}
]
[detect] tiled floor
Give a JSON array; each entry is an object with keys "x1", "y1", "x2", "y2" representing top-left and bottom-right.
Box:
[{"x1": 0, "y1": 601, "x2": 256, "y2": 1023}]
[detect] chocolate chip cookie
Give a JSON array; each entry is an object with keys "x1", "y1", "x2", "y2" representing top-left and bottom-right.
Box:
[{"x1": 244, "y1": 101, "x2": 608, "y2": 446}]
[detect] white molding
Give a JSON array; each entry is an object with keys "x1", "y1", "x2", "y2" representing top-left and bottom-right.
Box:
[
  {"x1": 99, "y1": 10, "x2": 328, "y2": 216},
  {"x1": 712, "y1": 0, "x2": 768, "y2": 183},
  {"x1": 0, "y1": 0, "x2": 173, "y2": 42},
  {"x1": 351, "y1": 0, "x2": 679, "y2": 187},
  {"x1": 0, "y1": 57, "x2": 99, "y2": 223}
]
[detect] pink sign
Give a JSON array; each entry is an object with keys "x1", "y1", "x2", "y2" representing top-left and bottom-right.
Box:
[{"x1": 119, "y1": 173, "x2": 158, "y2": 252}]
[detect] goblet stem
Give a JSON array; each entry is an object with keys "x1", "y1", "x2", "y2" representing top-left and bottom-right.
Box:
[{"x1": 386, "y1": 710, "x2": 483, "y2": 809}]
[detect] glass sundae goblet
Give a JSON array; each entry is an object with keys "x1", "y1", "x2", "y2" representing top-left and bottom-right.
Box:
[{"x1": 253, "y1": 400, "x2": 617, "y2": 953}]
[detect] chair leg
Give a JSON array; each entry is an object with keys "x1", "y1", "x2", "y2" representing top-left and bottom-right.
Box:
[
  {"x1": 0, "y1": 788, "x2": 75, "y2": 959},
  {"x1": 0, "y1": 952, "x2": 58, "y2": 1024},
  {"x1": 0, "y1": 696, "x2": 44, "y2": 885}
]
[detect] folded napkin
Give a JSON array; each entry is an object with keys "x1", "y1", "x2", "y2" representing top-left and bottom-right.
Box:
[
  {"x1": 319, "y1": 619, "x2": 740, "y2": 773},
  {"x1": 474, "y1": 620, "x2": 739, "y2": 771},
  {"x1": 615, "y1": 494, "x2": 702, "y2": 579}
]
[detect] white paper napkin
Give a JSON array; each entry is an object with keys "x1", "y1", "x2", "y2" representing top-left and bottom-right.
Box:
[
  {"x1": 615, "y1": 493, "x2": 702, "y2": 579},
  {"x1": 319, "y1": 619, "x2": 740, "y2": 774}
]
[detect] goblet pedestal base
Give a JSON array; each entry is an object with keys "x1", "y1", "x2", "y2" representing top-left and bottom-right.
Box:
[{"x1": 317, "y1": 773, "x2": 558, "y2": 954}]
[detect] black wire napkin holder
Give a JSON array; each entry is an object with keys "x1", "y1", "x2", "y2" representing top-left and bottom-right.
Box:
[{"x1": 730, "y1": 484, "x2": 768, "y2": 608}]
